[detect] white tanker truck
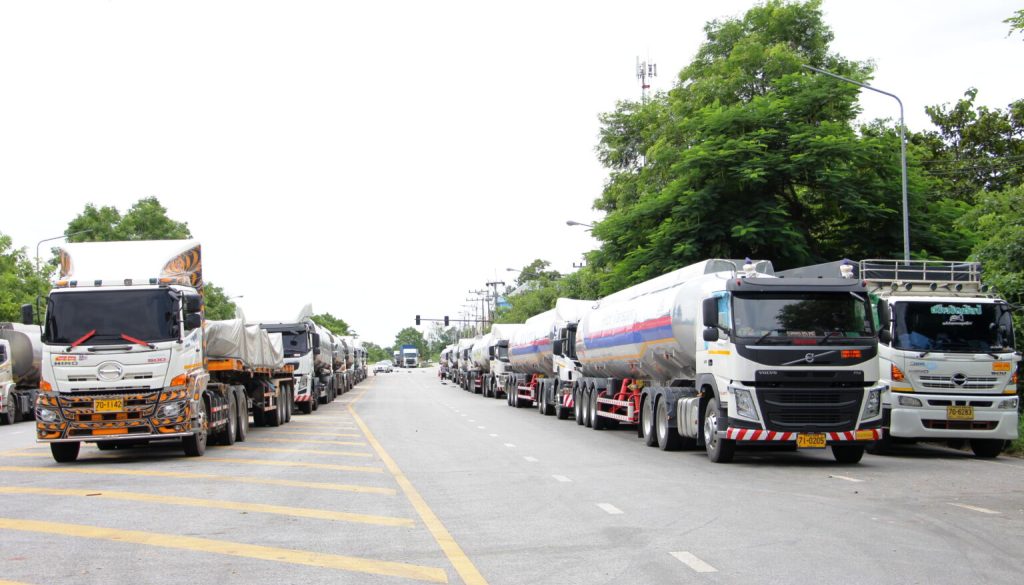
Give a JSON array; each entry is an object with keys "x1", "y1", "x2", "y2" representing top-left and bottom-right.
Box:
[
  {"x1": 573, "y1": 258, "x2": 886, "y2": 463},
  {"x1": 0, "y1": 321, "x2": 42, "y2": 424},
  {"x1": 480, "y1": 324, "x2": 524, "y2": 399},
  {"x1": 467, "y1": 333, "x2": 493, "y2": 394}
]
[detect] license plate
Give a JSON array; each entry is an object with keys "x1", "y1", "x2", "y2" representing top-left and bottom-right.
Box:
[
  {"x1": 947, "y1": 405, "x2": 974, "y2": 420},
  {"x1": 94, "y1": 399, "x2": 123, "y2": 412},
  {"x1": 797, "y1": 433, "x2": 827, "y2": 448}
]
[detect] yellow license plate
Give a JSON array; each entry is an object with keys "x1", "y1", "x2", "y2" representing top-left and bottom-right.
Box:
[
  {"x1": 947, "y1": 405, "x2": 974, "y2": 420},
  {"x1": 94, "y1": 399, "x2": 123, "y2": 413},
  {"x1": 797, "y1": 433, "x2": 827, "y2": 448}
]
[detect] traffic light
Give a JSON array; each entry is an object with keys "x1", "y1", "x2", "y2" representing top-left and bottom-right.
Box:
[
  {"x1": 444, "y1": 315, "x2": 449, "y2": 326},
  {"x1": 415, "y1": 315, "x2": 420, "y2": 326}
]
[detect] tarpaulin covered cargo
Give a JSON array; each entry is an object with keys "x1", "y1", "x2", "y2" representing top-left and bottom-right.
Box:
[{"x1": 207, "y1": 319, "x2": 284, "y2": 369}]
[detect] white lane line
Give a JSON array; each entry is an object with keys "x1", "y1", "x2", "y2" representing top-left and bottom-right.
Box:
[
  {"x1": 552, "y1": 475, "x2": 572, "y2": 483},
  {"x1": 523, "y1": 456, "x2": 538, "y2": 463},
  {"x1": 460, "y1": 414, "x2": 467, "y2": 417},
  {"x1": 468, "y1": 419, "x2": 475, "y2": 422},
  {"x1": 596, "y1": 503, "x2": 623, "y2": 515},
  {"x1": 670, "y1": 551, "x2": 718, "y2": 573},
  {"x1": 477, "y1": 426, "x2": 486, "y2": 430},
  {"x1": 949, "y1": 503, "x2": 1000, "y2": 515},
  {"x1": 504, "y1": 443, "x2": 516, "y2": 448},
  {"x1": 828, "y1": 474, "x2": 864, "y2": 483}
]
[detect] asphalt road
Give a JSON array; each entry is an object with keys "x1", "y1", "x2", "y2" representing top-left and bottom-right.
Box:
[{"x1": 1, "y1": 368, "x2": 1022, "y2": 585}]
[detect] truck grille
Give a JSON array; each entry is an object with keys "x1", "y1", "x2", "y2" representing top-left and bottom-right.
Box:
[
  {"x1": 918, "y1": 376, "x2": 1000, "y2": 391},
  {"x1": 756, "y1": 388, "x2": 862, "y2": 432}
]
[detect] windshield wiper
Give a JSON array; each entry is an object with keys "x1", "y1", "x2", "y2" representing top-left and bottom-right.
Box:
[
  {"x1": 121, "y1": 333, "x2": 157, "y2": 349},
  {"x1": 66, "y1": 329, "x2": 96, "y2": 351},
  {"x1": 753, "y1": 329, "x2": 788, "y2": 345}
]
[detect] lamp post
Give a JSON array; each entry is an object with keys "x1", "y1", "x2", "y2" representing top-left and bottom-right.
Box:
[
  {"x1": 35, "y1": 229, "x2": 93, "y2": 273},
  {"x1": 802, "y1": 64, "x2": 909, "y2": 262},
  {"x1": 565, "y1": 220, "x2": 594, "y2": 229}
]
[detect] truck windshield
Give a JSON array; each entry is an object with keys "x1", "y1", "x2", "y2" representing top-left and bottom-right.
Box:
[
  {"x1": 893, "y1": 302, "x2": 1014, "y2": 352},
  {"x1": 44, "y1": 289, "x2": 179, "y2": 345},
  {"x1": 733, "y1": 292, "x2": 873, "y2": 343},
  {"x1": 279, "y1": 332, "x2": 310, "y2": 357}
]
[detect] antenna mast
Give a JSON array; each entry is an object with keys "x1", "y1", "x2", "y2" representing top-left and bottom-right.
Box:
[{"x1": 636, "y1": 55, "x2": 657, "y2": 102}]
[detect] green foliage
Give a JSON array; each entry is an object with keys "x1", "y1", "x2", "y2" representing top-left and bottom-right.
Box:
[
  {"x1": 66, "y1": 196, "x2": 191, "y2": 242},
  {"x1": 1006, "y1": 9, "x2": 1024, "y2": 38},
  {"x1": 394, "y1": 327, "x2": 427, "y2": 357},
  {"x1": 590, "y1": 0, "x2": 966, "y2": 295},
  {"x1": 0, "y1": 233, "x2": 51, "y2": 323},
  {"x1": 957, "y1": 184, "x2": 1024, "y2": 325},
  {"x1": 363, "y1": 342, "x2": 390, "y2": 363},
  {"x1": 495, "y1": 262, "x2": 602, "y2": 323},
  {"x1": 426, "y1": 322, "x2": 458, "y2": 357},
  {"x1": 203, "y1": 282, "x2": 238, "y2": 321},
  {"x1": 311, "y1": 312, "x2": 351, "y2": 336}
]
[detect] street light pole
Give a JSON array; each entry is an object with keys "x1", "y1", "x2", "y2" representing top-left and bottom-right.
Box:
[
  {"x1": 566, "y1": 220, "x2": 594, "y2": 229},
  {"x1": 802, "y1": 64, "x2": 909, "y2": 262},
  {"x1": 36, "y1": 229, "x2": 93, "y2": 273}
]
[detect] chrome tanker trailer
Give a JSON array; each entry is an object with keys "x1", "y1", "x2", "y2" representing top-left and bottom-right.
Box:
[
  {"x1": 467, "y1": 333, "x2": 494, "y2": 394},
  {"x1": 574, "y1": 258, "x2": 886, "y2": 463},
  {"x1": 0, "y1": 322, "x2": 42, "y2": 424},
  {"x1": 481, "y1": 324, "x2": 524, "y2": 399}
]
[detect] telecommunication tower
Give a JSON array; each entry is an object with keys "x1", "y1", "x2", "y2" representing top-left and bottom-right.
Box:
[{"x1": 636, "y1": 56, "x2": 657, "y2": 102}]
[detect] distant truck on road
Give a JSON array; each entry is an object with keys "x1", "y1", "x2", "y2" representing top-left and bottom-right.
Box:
[{"x1": 400, "y1": 344, "x2": 420, "y2": 368}]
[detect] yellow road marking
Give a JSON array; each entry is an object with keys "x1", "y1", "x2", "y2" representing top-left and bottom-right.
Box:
[
  {"x1": 0, "y1": 465, "x2": 395, "y2": 495},
  {"x1": 204, "y1": 456, "x2": 383, "y2": 473},
  {"x1": 272, "y1": 431, "x2": 362, "y2": 438},
  {"x1": 229, "y1": 445, "x2": 372, "y2": 458},
  {"x1": 0, "y1": 486, "x2": 412, "y2": 527},
  {"x1": 0, "y1": 580, "x2": 36, "y2": 585},
  {"x1": 0, "y1": 518, "x2": 447, "y2": 583},
  {"x1": 249, "y1": 438, "x2": 368, "y2": 447},
  {"x1": 350, "y1": 406, "x2": 488, "y2": 585}
]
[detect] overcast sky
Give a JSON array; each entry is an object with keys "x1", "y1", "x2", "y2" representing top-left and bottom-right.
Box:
[{"x1": 1, "y1": 1, "x2": 1021, "y2": 347}]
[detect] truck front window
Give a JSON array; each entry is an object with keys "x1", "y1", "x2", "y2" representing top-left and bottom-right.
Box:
[
  {"x1": 733, "y1": 293, "x2": 873, "y2": 342},
  {"x1": 44, "y1": 290, "x2": 179, "y2": 345},
  {"x1": 893, "y1": 302, "x2": 1011, "y2": 352}
]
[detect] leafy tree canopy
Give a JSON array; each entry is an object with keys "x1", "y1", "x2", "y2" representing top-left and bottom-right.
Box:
[
  {"x1": 393, "y1": 327, "x2": 427, "y2": 358},
  {"x1": 66, "y1": 196, "x2": 191, "y2": 242},
  {"x1": 203, "y1": 282, "x2": 238, "y2": 321},
  {"x1": 0, "y1": 233, "x2": 50, "y2": 323},
  {"x1": 311, "y1": 312, "x2": 351, "y2": 336}
]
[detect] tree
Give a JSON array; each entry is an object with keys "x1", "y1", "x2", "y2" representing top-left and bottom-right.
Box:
[
  {"x1": 393, "y1": 327, "x2": 427, "y2": 358},
  {"x1": 363, "y1": 342, "x2": 390, "y2": 363},
  {"x1": 0, "y1": 233, "x2": 50, "y2": 323},
  {"x1": 66, "y1": 196, "x2": 191, "y2": 242},
  {"x1": 311, "y1": 313, "x2": 352, "y2": 336},
  {"x1": 426, "y1": 322, "x2": 458, "y2": 357},
  {"x1": 1006, "y1": 9, "x2": 1024, "y2": 38},
  {"x1": 203, "y1": 282, "x2": 238, "y2": 320},
  {"x1": 590, "y1": 0, "x2": 949, "y2": 295}
]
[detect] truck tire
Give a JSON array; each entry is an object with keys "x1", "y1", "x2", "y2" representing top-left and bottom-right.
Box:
[
  {"x1": 582, "y1": 389, "x2": 592, "y2": 427},
  {"x1": 252, "y1": 406, "x2": 266, "y2": 427},
  {"x1": 284, "y1": 388, "x2": 293, "y2": 423},
  {"x1": 590, "y1": 389, "x2": 605, "y2": 430},
  {"x1": 0, "y1": 394, "x2": 15, "y2": 425},
  {"x1": 298, "y1": 398, "x2": 312, "y2": 415},
  {"x1": 182, "y1": 401, "x2": 209, "y2": 457},
  {"x1": 865, "y1": 430, "x2": 893, "y2": 455},
  {"x1": 221, "y1": 394, "x2": 237, "y2": 446},
  {"x1": 542, "y1": 386, "x2": 555, "y2": 416},
  {"x1": 235, "y1": 392, "x2": 248, "y2": 442},
  {"x1": 655, "y1": 398, "x2": 681, "y2": 450},
  {"x1": 641, "y1": 397, "x2": 657, "y2": 447},
  {"x1": 703, "y1": 396, "x2": 734, "y2": 463},
  {"x1": 574, "y1": 387, "x2": 584, "y2": 425},
  {"x1": 51, "y1": 442, "x2": 80, "y2": 462},
  {"x1": 555, "y1": 391, "x2": 570, "y2": 419},
  {"x1": 970, "y1": 439, "x2": 1005, "y2": 458},
  {"x1": 96, "y1": 441, "x2": 117, "y2": 451},
  {"x1": 831, "y1": 444, "x2": 865, "y2": 463}
]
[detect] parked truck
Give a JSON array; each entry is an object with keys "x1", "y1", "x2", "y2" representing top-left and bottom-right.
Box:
[
  {"x1": 480, "y1": 324, "x2": 524, "y2": 399},
  {"x1": 31, "y1": 240, "x2": 297, "y2": 462},
  {"x1": 572, "y1": 258, "x2": 886, "y2": 463},
  {"x1": 785, "y1": 260, "x2": 1020, "y2": 458},
  {"x1": 0, "y1": 322, "x2": 42, "y2": 424},
  {"x1": 400, "y1": 344, "x2": 420, "y2": 368},
  {"x1": 259, "y1": 307, "x2": 330, "y2": 414}
]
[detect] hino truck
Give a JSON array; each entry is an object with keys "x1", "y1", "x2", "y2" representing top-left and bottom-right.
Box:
[
  {"x1": 31, "y1": 240, "x2": 296, "y2": 462},
  {"x1": 791, "y1": 260, "x2": 1018, "y2": 458},
  {"x1": 1, "y1": 322, "x2": 42, "y2": 424},
  {"x1": 573, "y1": 258, "x2": 886, "y2": 463}
]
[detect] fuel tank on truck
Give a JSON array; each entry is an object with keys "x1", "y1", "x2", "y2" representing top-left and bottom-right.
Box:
[
  {"x1": 576, "y1": 260, "x2": 771, "y2": 382},
  {"x1": 456, "y1": 337, "x2": 477, "y2": 370},
  {"x1": 508, "y1": 309, "x2": 557, "y2": 376},
  {"x1": 469, "y1": 333, "x2": 494, "y2": 372},
  {"x1": 0, "y1": 322, "x2": 42, "y2": 385}
]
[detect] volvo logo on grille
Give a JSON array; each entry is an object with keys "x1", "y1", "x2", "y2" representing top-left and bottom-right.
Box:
[
  {"x1": 804, "y1": 353, "x2": 816, "y2": 363},
  {"x1": 951, "y1": 373, "x2": 967, "y2": 386},
  {"x1": 97, "y1": 361, "x2": 124, "y2": 381}
]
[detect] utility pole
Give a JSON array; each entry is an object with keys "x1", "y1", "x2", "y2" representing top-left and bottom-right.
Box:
[{"x1": 485, "y1": 280, "x2": 505, "y2": 320}]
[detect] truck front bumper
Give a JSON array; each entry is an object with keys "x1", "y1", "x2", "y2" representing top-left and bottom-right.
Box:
[{"x1": 887, "y1": 401, "x2": 1019, "y2": 440}]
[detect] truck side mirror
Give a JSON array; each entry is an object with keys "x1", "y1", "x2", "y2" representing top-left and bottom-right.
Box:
[
  {"x1": 553, "y1": 339, "x2": 563, "y2": 356},
  {"x1": 184, "y1": 313, "x2": 202, "y2": 330},
  {"x1": 702, "y1": 297, "x2": 719, "y2": 328},
  {"x1": 184, "y1": 293, "x2": 203, "y2": 314},
  {"x1": 20, "y1": 304, "x2": 33, "y2": 325},
  {"x1": 703, "y1": 328, "x2": 720, "y2": 342},
  {"x1": 312, "y1": 333, "x2": 321, "y2": 355},
  {"x1": 876, "y1": 299, "x2": 890, "y2": 329}
]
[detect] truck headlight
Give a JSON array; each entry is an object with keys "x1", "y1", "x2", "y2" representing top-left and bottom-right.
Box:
[
  {"x1": 998, "y1": 397, "x2": 1019, "y2": 410},
  {"x1": 732, "y1": 387, "x2": 758, "y2": 421},
  {"x1": 37, "y1": 407, "x2": 60, "y2": 423},
  {"x1": 863, "y1": 388, "x2": 882, "y2": 418},
  {"x1": 897, "y1": 395, "x2": 923, "y2": 407},
  {"x1": 156, "y1": 400, "x2": 186, "y2": 418}
]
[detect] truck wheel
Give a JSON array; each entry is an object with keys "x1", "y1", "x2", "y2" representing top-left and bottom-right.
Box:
[
  {"x1": 591, "y1": 390, "x2": 605, "y2": 430},
  {"x1": 182, "y1": 401, "x2": 209, "y2": 457},
  {"x1": 865, "y1": 430, "x2": 893, "y2": 455},
  {"x1": 0, "y1": 393, "x2": 15, "y2": 425},
  {"x1": 537, "y1": 387, "x2": 546, "y2": 414},
  {"x1": 970, "y1": 439, "x2": 1005, "y2": 459},
  {"x1": 284, "y1": 388, "x2": 293, "y2": 423},
  {"x1": 574, "y1": 388, "x2": 584, "y2": 425},
  {"x1": 542, "y1": 387, "x2": 555, "y2": 416},
  {"x1": 831, "y1": 444, "x2": 865, "y2": 464},
  {"x1": 641, "y1": 397, "x2": 657, "y2": 447},
  {"x1": 95, "y1": 441, "x2": 117, "y2": 451},
  {"x1": 582, "y1": 389, "x2": 592, "y2": 427},
  {"x1": 252, "y1": 406, "x2": 266, "y2": 427},
  {"x1": 703, "y1": 396, "x2": 734, "y2": 463},
  {"x1": 51, "y1": 442, "x2": 80, "y2": 462},
  {"x1": 298, "y1": 399, "x2": 312, "y2": 415},
  {"x1": 555, "y1": 392, "x2": 570, "y2": 420},
  {"x1": 235, "y1": 393, "x2": 248, "y2": 442},
  {"x1": 221, "y1": 394, "x2": 237, "y2": 446},
  {"x1": 655, "y1": 398, "x2": 681, "y2": 450}
]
